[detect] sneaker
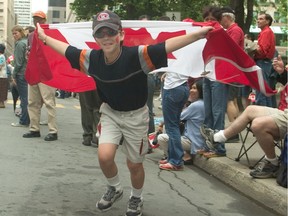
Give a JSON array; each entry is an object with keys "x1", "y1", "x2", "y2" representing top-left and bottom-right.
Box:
[
  {"x1": 82, "y1": 138, "x2": 92, "y2": 146},
  {"x1": 11, "y1": 122, "x2": 29, "y2": 127},
  {"x1": 126, "y1": 196, "x2": 144, "y2": 216},
  {"x1": 96, "y1": 186, "x2": 123, "y2": 212},
  {"x1": 250, "y1": 160, "x2": 279, "y2": 179},
  {"x1": 200, "y1": 125, "x2": 216, "y2": 150}
]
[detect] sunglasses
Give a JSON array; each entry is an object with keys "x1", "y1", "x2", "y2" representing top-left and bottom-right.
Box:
[{"x1": 94, "y1": 29, "x2": 119, "y2": 38}]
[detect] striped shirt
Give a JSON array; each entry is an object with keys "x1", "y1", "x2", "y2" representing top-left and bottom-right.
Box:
[{"x1": 65, "y1": 43, "x2": 167, "y2": 111}]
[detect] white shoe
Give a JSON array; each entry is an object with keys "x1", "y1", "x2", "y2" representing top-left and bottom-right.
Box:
[
  {"x1": 40, "y1": 120, "x2": 48, "y2": 125},
  {"x1": 11, "y1": 122, "x2": 28, "y2": 127}
]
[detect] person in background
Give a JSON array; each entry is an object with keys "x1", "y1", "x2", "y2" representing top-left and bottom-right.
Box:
[
  {"x1": 138, "y1": 14, "x2": 150, "y2": 21},
  {"x1": 22, "y1": 11, "x2": 58, "y2": 141},
  {"x1": 36, "y1": 9, "x2": 212, "y2": 216},
  {"x1": 201, "y1": 6, "x2": 228, "y2": 158},
  {"x1": 244, "y1": 33, "x2": 257, "y2": 57},
  {"x1": 201, "y1": 104, "x2": 287, "y2": 179},
  {"x1": 241, "y1": 33, "x2": 257, "y2": 109},
  {"x1": 58, "y1": 89, "x2": 71, "y2": 99},
  {"x1": 214, "y1": 6, "x2": 244, "y2": 143},
  {"x1": 7, "y1": 57, "x2": 19, "y2": 113},
  {"x1": 139, "y1": 14, "x2": 155, "y2": 153},
  {"x1": 79, "y1": 89, "x2": 102, "y2": 146},
  {"x1": 158, "y1": 62, "x2": 189, "y2": 171},
  {"x1": 254, "y1": 13, "x2": 276, "y2": 107},
  {"x1": 11, "y1": 25, "x2": 30, "y2": 127},
  {"x1": 272, "y1": 55, "x2": 287, "y2": 111},
  {"x1": 154, "y1": 15, "x2": 171, "y2": 108},
  {"x1": 25, "y1": 26, "x2": 35, "y2": 38},
  {"x1": 158, "y1": 79, "x2": 205, "y2": 164},
  {"x1": 0, "y1": 44, "x2": 8, "y2": 108}
]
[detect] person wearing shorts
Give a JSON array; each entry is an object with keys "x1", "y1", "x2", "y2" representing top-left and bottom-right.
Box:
[
  {"x1": 36, "y1": 10, "x2": 213, "y2": 216},
  {"x1": 201, "y1": 105, "x2": 287, "y2": 179}
]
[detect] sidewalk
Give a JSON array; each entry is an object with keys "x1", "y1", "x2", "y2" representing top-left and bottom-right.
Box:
[
  {"x1": 192, "y1": 140, "x2": 287, "y2": 216},
  {"x1": 153, "y1": 97, "x2": 287, "y2": 216}
]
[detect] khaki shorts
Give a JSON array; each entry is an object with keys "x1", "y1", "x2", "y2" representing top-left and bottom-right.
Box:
[
  {"x1": 99, "y1": 103, "x2": 149, "y2": 163},
  {"x1": 267, "y1": 108, "x2": 288, "y2": 140}
]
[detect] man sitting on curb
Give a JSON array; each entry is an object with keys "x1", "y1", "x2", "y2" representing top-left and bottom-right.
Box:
[
  {"x1": 201, "y1": 54, "x2": 288, "y2": 179},
  {"x1": 200, "y1": 105, "x2": 287, "y2": 178}
]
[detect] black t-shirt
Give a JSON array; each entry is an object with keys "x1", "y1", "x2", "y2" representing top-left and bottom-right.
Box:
[{"x1": 65, "y1": 43, "x2": 167, "y2": 111}]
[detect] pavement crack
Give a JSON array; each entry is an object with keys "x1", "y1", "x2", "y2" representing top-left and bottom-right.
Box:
[{"x1": 157, "y1": 170, "x2": 211, "y2": 216}]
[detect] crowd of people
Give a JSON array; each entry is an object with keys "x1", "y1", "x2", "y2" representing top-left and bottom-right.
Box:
[{"x1": 0, "y1": 6, "x2": 286, "y2": 216}]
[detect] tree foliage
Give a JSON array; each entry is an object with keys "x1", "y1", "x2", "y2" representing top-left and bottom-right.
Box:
[
  {"x1": 229, "y1": 0, "x2": 254, "y2": 33},
  {"x1": 69, "y1": 0, "x2": 284, "y2": 34},
  {"x1": 70, "y1": 0, "x2": 229, "y2": 21}
]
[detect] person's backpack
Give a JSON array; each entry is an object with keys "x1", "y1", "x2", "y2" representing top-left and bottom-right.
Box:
[{"x1": 276, "y1": 134, "x2": 287, "y2": 188}]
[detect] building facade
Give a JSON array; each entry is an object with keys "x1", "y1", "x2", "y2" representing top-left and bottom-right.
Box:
[
  {"x1": 14, "y1": 0, "x2": 31, "y2": 26},
  {"x1": 66, "y1": 0, "x2": 77, "y2": 23},
  {"x1": 0, "y1": 0, "x2": 16, "y2": 56},
  {"x1": 47, "y1": 0, "x2": 66, "y2": 24}
]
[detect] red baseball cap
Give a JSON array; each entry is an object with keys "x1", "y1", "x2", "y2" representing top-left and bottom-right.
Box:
[{"x1": 32, "y1": 11, "x2": 47, "y2": 19}]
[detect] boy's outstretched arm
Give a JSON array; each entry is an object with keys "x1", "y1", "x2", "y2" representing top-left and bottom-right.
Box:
[
  {"x1": 37, "y1": 23, "x2": 69, "y2": 56},
  {"x1": 165, "y1": 26, "x2": 213, "y2": 54}
]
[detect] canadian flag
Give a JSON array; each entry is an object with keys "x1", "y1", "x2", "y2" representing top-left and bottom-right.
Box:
[{"x1": 25, "y1": 20, "x2": 275, "y2": 95}]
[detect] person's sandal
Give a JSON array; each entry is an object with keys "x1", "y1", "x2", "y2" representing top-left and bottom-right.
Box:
[
  {"x1": 159, "y1": 162, "x2": 183, "y2": 171},
  {"x1": 197, "y1": 149, "x2": 207, "y2": 155},
  {"x1": 203, "y1": 151, "x2": 226, "y2": 158},
  {"x1": 159, "y1": 159, "x2": 168, "y2": 164}
]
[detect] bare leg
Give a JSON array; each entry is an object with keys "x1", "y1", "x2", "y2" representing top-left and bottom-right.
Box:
[
  {"x1": 98, "y1": 143, "x2": 118, "y2": 178},
  {"x1": 223, "y1": 105, "x2": 271, "y2": 138},
  {"x1": 127, "y1": 159, "x2": 145, "y2": 189},
  {"x1": 251, "y1": 116, "x2": 279, "y2": 158},
  {"x1": 226, "y1": 99, "x2": 239, "y2": 122}
]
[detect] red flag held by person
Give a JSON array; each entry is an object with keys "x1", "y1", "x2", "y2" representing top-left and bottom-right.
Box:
[{"x1": 25, "y1": 21, "x2": 275, "y2": 95}]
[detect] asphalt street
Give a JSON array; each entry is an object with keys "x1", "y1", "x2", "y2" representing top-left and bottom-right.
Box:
[{"x1": 0, "y1": 94, "x2": 280, "y2": 216}]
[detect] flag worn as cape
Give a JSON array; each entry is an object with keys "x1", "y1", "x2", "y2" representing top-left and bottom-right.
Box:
[{"x1": 25, "y1": 21, "x2": 275, "y2": 95}]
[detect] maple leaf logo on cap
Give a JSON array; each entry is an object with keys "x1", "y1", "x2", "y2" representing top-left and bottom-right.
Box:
[{"x1": 97, "y1": 12, "x2": 110, "y2": 21}]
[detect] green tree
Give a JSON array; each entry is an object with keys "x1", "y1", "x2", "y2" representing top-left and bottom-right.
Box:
[
  {"x1": 70, "y1": 0, "x2": 256, "y2": 33},
  {"x1": 70, "y1": 0, "x2": 230, "y2": 21},
  {"x1": 230, "y1": 0, "x2": 254, "y2": 33}
]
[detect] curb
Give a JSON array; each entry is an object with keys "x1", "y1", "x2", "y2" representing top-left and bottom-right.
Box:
[{"x1": 193, "y1": 155, "x2": 287, "y2": 216}]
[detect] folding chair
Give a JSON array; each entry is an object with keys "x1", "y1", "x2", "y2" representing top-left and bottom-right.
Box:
[
  {"x1": 235, "y1": 123, "x2": 258, "y2": 169},
  {"x1": 235, "y1": 123, "x2": 283, "y2": 169}
]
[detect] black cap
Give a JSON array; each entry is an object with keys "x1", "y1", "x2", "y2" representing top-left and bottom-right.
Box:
[{"x1": 92, "y1": 10, "x2": 122, "y2": 36}]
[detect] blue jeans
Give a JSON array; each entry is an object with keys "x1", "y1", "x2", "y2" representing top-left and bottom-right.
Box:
[
  {"x1": 255, "y1": 59, "x2": 273, "y2": 107},
  {"x1": 16, "y1": 75, "x2": 30, "y2": 125},
  {"x1": 203, "y1": 78, "x2": 227, "y2": 154},
  {"x1": 147, "y1": 74, "x2": 155, "y2": 134},
  {"x1": 162, "y1": 83, "x2": 189, "y2": 166}
]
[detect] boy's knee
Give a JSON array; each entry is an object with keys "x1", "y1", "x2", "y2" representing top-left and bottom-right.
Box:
[{"x1": 127, "y1": 160, "x2": 143, "y2": 172}]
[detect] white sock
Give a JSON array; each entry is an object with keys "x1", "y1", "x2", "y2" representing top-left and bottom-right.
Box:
[
  {"x1": 213, "y1": 130, "x2": 227, "y2": 143},
  {"x1": 265, "y1": 156, "x2": 279, "y2": 166},
  {"x1": 107, "y1": 174, "x2": 122, "y2": 191},
  {"x1": 130, "y1": 186, "x2": 143, "y2": 199}
]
